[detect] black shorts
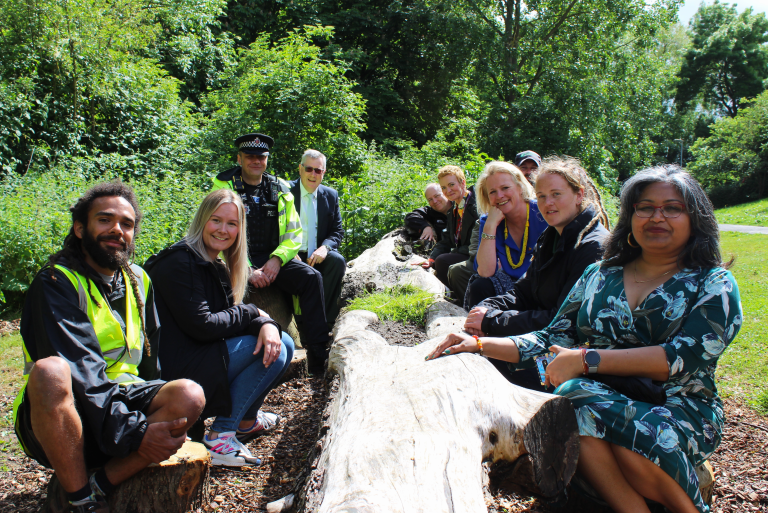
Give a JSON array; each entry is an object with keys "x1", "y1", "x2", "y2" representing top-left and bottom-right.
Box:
[{"x1": 15, "y1": 379, "x2": 165, "y2": 469}]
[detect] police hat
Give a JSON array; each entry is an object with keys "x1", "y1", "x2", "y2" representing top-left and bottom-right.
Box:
[{"x1": 235, "y1": 133, "x2": 274, "y2": 155}]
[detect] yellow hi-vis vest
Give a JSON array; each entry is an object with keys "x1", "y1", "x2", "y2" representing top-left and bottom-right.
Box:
[{"x1": 13, "y1": 264, "x2": 150, "y2": 427}]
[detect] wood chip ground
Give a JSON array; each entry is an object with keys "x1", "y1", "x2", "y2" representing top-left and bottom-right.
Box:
[{"x1": 0, "y1": 319, "x2": 766, "y2": 512}]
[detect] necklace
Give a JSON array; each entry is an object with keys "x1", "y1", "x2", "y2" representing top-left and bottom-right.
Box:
[
  {"x1": 633, "y1": 261, "x2": 676, "y2": 283},
  {"x1": 504, "y1": 203, "x2": 530, "y2": 269}
]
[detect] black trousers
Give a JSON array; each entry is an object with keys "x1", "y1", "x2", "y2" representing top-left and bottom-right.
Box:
[
  {"x1": 297, "y1": 250, "x2": 346, "y2": 325},
  {"x1": 252, "y1": 254, "x2": 328, "y2": 347}
]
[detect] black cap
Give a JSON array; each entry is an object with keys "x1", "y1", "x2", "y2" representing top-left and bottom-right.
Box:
[
  {"x1": 235, "y1": 133, "x2": 274, "y2": 155},
  {"x1": 514, "y1": 150, "x2": 541, "y2": 168}
]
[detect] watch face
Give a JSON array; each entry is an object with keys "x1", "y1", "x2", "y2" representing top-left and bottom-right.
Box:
[{"x1": 585, "y1": 351, "x2": 601, "y2": 366}]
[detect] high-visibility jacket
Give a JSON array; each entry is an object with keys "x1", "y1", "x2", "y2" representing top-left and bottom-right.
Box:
[
  {"x1": 13, "y1": 264, "x2": 150, "y2": 428},
  {"x1": 212, "y1": 168, "x2": 302, "y2": 265}
]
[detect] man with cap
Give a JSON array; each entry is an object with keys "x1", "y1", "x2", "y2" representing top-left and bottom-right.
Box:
[
  {"x1": 212, "y1": 133, "x2": 330, "y2": 372},
  {"x1": 289, "y1": 149, "x2": 346, "y2": 327},
  {"x1": 514, "y1": 150, "x2": 541, "y2": 183},
  {"x1": 404, "y1": 183, "x2": 451, "y2": 244}
]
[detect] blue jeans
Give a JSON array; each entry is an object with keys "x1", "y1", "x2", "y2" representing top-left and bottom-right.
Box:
[{"x1": 210, "y1": 331, "x2": 295, "y2": 433}]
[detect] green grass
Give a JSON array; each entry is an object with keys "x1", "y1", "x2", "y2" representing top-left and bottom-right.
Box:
[
  {"x1": 714, "y1": 197, "x2": 768, "y2": 227},
  {"x1": 717, "y1": 232, "x2": 768, "y2": 413},
  {"x1": 344, "y1": 285, "x2": 438, "y2": 326},
  {"x1": 0, "y1": 332, "x2": 25, "y2": 469}
]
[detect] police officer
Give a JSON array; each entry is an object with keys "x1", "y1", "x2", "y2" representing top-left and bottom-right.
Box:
[{"x1": 212, "y1": 133, "x2": 330, "y2": 372}]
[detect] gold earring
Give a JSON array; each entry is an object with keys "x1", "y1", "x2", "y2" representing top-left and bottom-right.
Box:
[{"x1": 627, "y1": 232, "x2": 639, "y2": 248}]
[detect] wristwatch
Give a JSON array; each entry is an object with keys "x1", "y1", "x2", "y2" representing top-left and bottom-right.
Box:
[{"x1": 585, "y1": 349, "x2": 601, "y2": 374}]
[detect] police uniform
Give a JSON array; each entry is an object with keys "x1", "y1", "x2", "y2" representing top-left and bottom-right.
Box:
[{"x1": 212, "y1": 134, "x2": 330, "y2": 363}]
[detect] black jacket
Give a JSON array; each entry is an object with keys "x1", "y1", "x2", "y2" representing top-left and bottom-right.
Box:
[
  {"x1": 430, "y1": 186, "x2": 479, "y2": 259},
  {"x1": 144, "y1": 241, "x2": 279, "y2": 418},
  {"x1": 479, "y1": 206, "x2": 609, "y2": 335},
  {"x1": 289, "y1": 180, "x2": 344, "y2": 252},
  {"x1": 404, "y1": 206, "x2": 448, "y2": 241},
  {"x1": 20, "y1": 260, "x2": 161, "y2": 458}
]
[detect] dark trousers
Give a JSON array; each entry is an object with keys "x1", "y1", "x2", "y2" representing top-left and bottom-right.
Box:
[
  {"x1": 466, "y1": 275, "x2": 497, "y2": 310},
  {"x1": 252, "y1": 254, "x2": 328, "y2": 347},
  {"x1": 433, "y1": 253, "x2": 468, "y2": 289},
  {"x1": 298, "y1": 250, "x2": 346, "y2": 325}
]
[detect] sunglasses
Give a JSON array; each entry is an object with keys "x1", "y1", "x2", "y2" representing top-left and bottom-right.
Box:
[
  {"x1": 633, "y1": 202, "x2": 686, "y2": 218},
  {"x1": 302, "y1": 165, "x2": 325, "y2": 174}
]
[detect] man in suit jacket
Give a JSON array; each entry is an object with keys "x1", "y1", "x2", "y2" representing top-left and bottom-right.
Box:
[{"x1": 290, "y1": 149, "x2": 346, "y2": 326}]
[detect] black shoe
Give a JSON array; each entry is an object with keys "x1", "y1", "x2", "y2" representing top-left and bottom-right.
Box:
[
  {"x1": 41, "y1": 473, "x2": 68, "y2": 513},
  {"x1": 306, "y1": 345, "x2": 330, "y2": 375}
]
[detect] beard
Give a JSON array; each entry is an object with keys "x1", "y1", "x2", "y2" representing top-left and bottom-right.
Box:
[{"x1": 81, "y1": 229, "x2": 134, "y2": 271}]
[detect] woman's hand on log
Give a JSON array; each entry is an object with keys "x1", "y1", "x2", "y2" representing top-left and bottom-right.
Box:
[
  {"x1": 544, "y1": 346, "x2": 583, "y2": 388},
  {"x1": 464, "y1": 307, "x2": 488, "y2": 336},
  {"x1": 256, "y1": 323, "x2": 282, "y2": 368},
  {"x1": 138, "y1": 418, "x2": 188, "y2": 463},
  {"x1": 425, "y1": 332, "x2": 478, "y2": 361}
]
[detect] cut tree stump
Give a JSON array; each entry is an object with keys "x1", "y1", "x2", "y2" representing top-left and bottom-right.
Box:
[
  {"x1": 295, "y1": 308, "x2": 580, "y2": 512},
  {"x1": 247, "y1": 284, "x2": 302, "y2": 346},
  {"x1": 108, "y1": 440, "x2": 210, "y2": 513}
]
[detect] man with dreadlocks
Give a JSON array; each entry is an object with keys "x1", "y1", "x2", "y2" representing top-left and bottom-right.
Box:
[{"x1": 12, "y1": 181, "x2": 206, "y2": 513}]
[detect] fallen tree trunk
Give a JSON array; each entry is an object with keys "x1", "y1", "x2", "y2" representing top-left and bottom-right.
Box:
[
  {"x1": 340, "y1": 230, "x2": 444, "y2": 303},
  {"x1": 297, "y1": 309, "x2": 579, "y2": 512},
  {"x1": 247, "y1": 284, "x2": 302, "y2": 346}
]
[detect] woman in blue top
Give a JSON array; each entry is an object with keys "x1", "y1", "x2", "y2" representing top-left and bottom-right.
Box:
[
  {"x1": 428, "y1": 165, "x2": 741, "y2": 513},
  {"x1": 465, "y1": 161, "x2": 549, "y2": 309}
]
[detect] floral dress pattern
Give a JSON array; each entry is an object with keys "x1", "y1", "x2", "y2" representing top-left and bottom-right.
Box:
[{"x1": 511, "y1": 263, "x2": 742, "y2": 512}]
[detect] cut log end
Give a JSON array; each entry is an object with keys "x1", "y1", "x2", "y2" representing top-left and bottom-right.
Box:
[
  {"x1": 108, "y1": 441, "x2": 211, "y2": 513},
  {"x1": 489, "y1": 394, "x2": 579, "y2": 498}
]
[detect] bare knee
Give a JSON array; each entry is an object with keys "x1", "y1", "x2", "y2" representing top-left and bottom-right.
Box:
[
  {"x1": 165, "y1": 379, "x2": 205, "y2": 419},
  {"x1": 27, "y1": 357, "x2": 73, "y2": 406}
]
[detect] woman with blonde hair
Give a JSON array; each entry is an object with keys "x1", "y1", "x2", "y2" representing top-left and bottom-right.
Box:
[
  {"x1": 145, "y1": 189, "x2": 294, "y2": 467},
  {"x1": 464, "y1": 157, "x2": 610, "y2": 389},
  {"x1": 465, "y1": 161, "x2": 549, "y2": 308}
]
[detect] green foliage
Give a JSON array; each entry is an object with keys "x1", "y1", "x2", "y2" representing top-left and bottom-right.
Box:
[
  {"x1": 0, "y1": 169, "x2": 206, "y2": 310},
  {"x1": 199, "y1": 26, "x2": 368, "y2": 179},
  {"x1": 714, "y1": 197, "x2": 768, "y2": 226},
  {"x1": 688, "y1": 90, "x2": 768, "y2": 198},
  {"x1": 717, "y1": 233, "x2": 768, "y2": 410},
  {"x1": 0, "y1": 0, "x2": 220, "y2": 178},
  {"x1": 330, "y1": 146, "x2": 492, "y2": 259},
  {"x1": 345, "y1": 285, "x2": 437, "y2": 326},
  {"x1": 676, "y1": 1, "x2": 768, "y2": 118}
]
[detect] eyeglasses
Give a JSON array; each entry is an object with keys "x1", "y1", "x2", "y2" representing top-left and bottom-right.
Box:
[
  {"x1": 633, "y1": 202, "x2": 686, "y2": 218},
  {"x1": 302, "y1": 165, "x2": 325, "y2": 174}
]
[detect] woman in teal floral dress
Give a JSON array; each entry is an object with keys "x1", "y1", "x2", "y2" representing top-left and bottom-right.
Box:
[{"x1": 427, "y1": 165, "x2": 741, "y2": 513}]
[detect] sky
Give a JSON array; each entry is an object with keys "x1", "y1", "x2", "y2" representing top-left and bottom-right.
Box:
[{"x1": 677, "y1": 0, "x2": 768, "y2": 25}]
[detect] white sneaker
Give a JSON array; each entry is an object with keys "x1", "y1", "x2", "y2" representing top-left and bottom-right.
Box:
[
  {"x1": 236, "y1": 411, "x2": 280, "y2": 442},
  {"x1": 203, "y1": 431, "x2": 261, "y2": 467}
]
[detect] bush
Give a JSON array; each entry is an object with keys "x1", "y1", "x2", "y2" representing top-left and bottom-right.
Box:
[{"x1": 0, "y1": 168, "x2": 206, "y2": 311}]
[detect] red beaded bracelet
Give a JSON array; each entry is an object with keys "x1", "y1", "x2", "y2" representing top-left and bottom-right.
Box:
[
  {"x1": 581, "y1": 348, "x2": 589, "y2": 376},
  {"x1": 472, "y1": 335, "x2": 484, "y2": 356}
]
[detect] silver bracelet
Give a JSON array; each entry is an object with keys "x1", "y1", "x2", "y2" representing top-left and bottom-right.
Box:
[{"x1": 481, "y1": 233, "x2": 496, "y2": 240}]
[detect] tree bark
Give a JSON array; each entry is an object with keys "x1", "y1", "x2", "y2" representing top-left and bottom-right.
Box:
[
  {"x1": 108, "y1": 441, "x2": 211, "y2": 513},
  {"x1": 296, "y1": 309, "x2": 579, "y2": 512},
  {"x1": 247, "y1": 284, "x2": 302, "y2": 347}
]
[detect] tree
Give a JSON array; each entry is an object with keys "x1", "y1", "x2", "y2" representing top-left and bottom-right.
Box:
[
  {"x1": 199, "y1": 26, "x2": 368, "y2": 178},
  {"x1": 0, "y1": 0, "x2": 235, "y2": 177},
  {"x1": 689, "y1": 90, "x2": 768, "y2": 199},
  {"x1": 676, "y1": 1, "x2": 768, "y2": 118}
]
